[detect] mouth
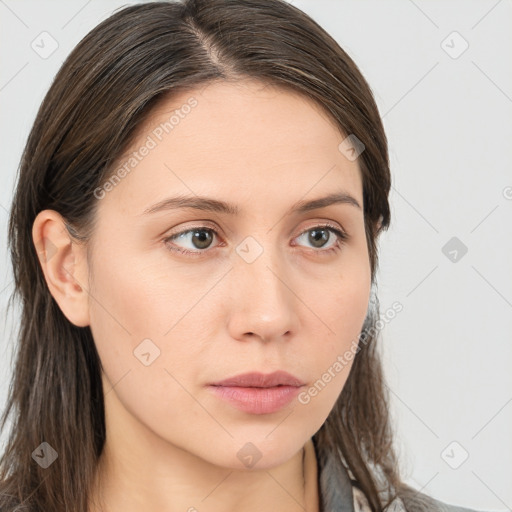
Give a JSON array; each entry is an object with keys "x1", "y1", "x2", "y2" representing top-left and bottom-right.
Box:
[{"x1": 207, "y1": 371, "x2": 306, "y2": 415}]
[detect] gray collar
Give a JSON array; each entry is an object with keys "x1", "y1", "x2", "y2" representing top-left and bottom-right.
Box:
[{"x1": 314, "y1": 437, "x2": 355, "y2": 512}]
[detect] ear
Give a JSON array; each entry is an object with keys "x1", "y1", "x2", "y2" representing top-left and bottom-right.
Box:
[{"x1": 32, "y1": 210, "x2": 90, "y2": 327}]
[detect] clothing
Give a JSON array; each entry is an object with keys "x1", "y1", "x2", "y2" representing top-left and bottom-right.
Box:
[{"x1": 315, "y1": 438, "x2": 485, "y2": 512}]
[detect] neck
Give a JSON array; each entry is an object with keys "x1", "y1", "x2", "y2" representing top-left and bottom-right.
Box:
[{"x1": 90, "y1": 439, "x2": 319, "y2": 512}]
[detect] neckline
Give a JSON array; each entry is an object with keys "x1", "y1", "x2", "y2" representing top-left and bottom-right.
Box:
[{"x1": 312, "y1": 435, "x2": 356, "y2": 512}]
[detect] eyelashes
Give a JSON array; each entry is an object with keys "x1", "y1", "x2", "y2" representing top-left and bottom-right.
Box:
[
  {"x1": 293, "y1": 224, "x2": 348, "y2": 254},
  {"x1": 163, "y1": 223, "x2": 349, "y2": 258}
]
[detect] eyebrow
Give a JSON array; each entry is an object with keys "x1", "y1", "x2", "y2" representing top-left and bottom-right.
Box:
[{"x1": 142, "y1": 191, "x2": 362, "y2": 216}]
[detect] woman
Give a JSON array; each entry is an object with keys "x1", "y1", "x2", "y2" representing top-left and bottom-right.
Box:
[{"x1": 0, "y1": 1, "x2": 484, "y2": 511}]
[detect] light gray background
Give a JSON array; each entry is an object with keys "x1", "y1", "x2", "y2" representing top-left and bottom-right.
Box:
[{"x1": 1, "y1": 0, "x2": 511, "y2": 510}]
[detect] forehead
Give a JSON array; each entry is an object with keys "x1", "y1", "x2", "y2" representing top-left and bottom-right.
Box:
[{"x1": 99, "y1": 79, "x2": 363, "y2": 217}]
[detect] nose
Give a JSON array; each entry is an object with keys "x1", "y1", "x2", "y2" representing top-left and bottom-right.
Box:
[{"x1": 226, "y1": 241, "x2": 300, "y2": 343}]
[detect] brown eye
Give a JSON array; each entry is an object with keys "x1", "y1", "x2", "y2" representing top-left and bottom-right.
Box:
[
  {"x1": 294, "y1": 224, "x2": 347, "y2": 253},
  {"x1": 307, "y1": 228, "x2": 331, "y2": 248},
  {"x1": 164, "y1": 223, "x2": 348, "y2": 257},
  {"x1": 164, "y1": 228, "x2": 218, "y2": 254}
]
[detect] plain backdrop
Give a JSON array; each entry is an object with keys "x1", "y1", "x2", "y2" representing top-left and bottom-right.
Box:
[{"x1": 1, "y1": 0, "x2": 511, "y2": 510}]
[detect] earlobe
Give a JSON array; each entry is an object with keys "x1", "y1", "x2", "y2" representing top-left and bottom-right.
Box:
[{"x1": 32, "y1": 210, "x2": 91, "y2": 327}]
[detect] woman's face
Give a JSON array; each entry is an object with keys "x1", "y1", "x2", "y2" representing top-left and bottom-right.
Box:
[{"x1": 86, "y1": 79, "x2": 371, "y2": 470}]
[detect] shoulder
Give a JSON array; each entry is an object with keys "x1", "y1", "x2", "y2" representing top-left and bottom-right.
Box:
[
  {"x1": 393, "y1": 485, "x2": 490, "y2": 512},
  {"x1": 352, "y1": 483, "x2": 487, "y2": 512}
]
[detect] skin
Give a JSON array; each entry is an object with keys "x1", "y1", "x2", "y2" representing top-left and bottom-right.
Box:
[{"x1": 33, "y1": 79, "x2": 372, "y2": 512}]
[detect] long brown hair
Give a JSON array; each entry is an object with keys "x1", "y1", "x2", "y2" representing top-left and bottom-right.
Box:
[{"x1": 2, "y1": 0, "x2": 423, "y2": 510}]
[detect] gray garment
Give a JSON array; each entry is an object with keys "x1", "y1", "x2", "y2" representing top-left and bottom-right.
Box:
[{"x1": 316, "y1": 442, "x2": 486, "y2": 512}]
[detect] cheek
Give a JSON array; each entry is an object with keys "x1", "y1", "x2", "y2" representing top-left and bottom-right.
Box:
[
  {"x1": 310, "y1": 252, "x2": 371, "y2": 342},
  {"x1": 88, "y1": 230, "x2": 181, "y2": 337},
  {"x1": 86, "y1": 238, "x2": 218, "y2": 393},
  {"x1": 299, "y1": 260, "x2": 370, "y2": 402},
  {"x1": 86, "y1": 246, "x2": 209, "y2": 438},
  {"x1": 290, "y1": 281, "x2": 368, "y2": 438}
]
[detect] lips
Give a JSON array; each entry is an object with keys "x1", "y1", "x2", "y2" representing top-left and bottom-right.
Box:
[
  {"x1": 207, "y1": 371, "x2": 306, "y2": 414},
  {"x1": 210, "y1": 371, "x2": 305, "y2": 388}
]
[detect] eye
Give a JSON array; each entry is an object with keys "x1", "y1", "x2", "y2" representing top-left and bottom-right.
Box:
[
  {"x1": 163, "y1": 223, "x2": 348, "y2": 257},
  {"x1": 164, "y1": 227, "x2": 219, "y2": 256},
  {"x1": 293, "y1": 223, "x2": 348, "y2": 254}
]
